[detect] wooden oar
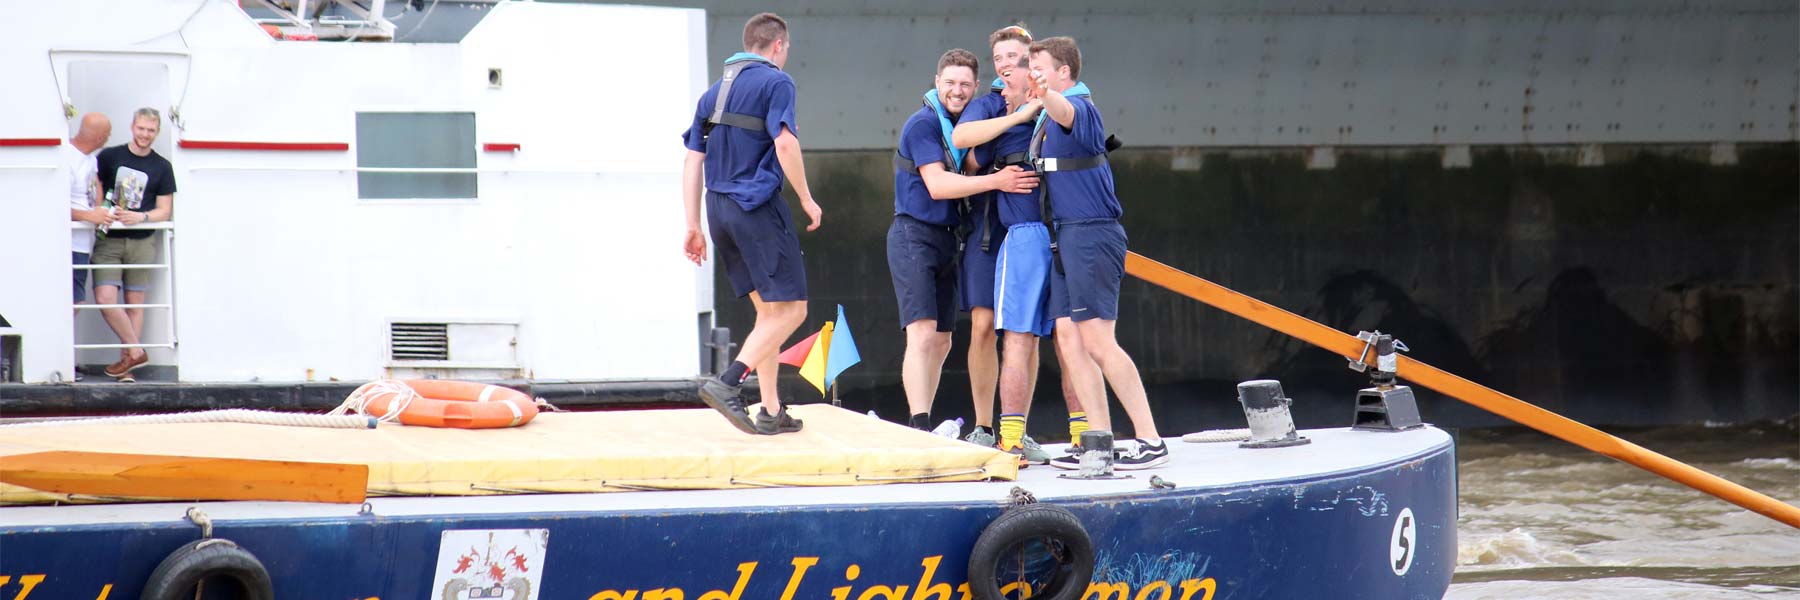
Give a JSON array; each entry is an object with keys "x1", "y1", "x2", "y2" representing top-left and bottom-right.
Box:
[
  {"x1": 1124, "y1": 251, "x2": 1800, "y2": 529},
  {"x1": 0, "y1": 451, "x2": 368, "y2": 503}
]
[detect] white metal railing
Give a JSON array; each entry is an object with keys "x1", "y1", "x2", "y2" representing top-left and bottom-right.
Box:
[{"x1": 69, "y1": 221, "x2": 178, "y2": 357}]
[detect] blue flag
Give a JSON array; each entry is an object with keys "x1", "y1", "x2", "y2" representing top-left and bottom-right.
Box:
[{"x1": 824, "y1": 304, "x2": 861, "y2": 388}]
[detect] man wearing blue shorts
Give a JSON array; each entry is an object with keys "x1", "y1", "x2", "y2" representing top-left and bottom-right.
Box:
[
  {"x1": 682, "y1": 13, "x2": 823, "y2": 435},
  {"x1": 889, "y1": 48, "x2": 1038, "y2": 430},
  {"x1": 950, "y1": 25, "x2": 1081, "y2": 463},
  {"x1": 1025, "y1": 37, "x2": 1168, "y2": 469}
]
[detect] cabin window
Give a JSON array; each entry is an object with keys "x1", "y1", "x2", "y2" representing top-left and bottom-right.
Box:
[{"x1": 355, "y1": 112, "x2": 477, "y2": 199}]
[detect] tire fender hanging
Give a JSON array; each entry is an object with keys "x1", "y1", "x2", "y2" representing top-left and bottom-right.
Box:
[
  {"x1": 140, "y1": 538, "x2": 274, "y2": 600},
  {"x1": 966, "y1": 502, "x2": 1096, "y2": 600}
]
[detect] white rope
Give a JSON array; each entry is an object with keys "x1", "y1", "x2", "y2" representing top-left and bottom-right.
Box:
[
  {"x1": 0, "y1": 409, "x2": 374, "y2": 429},
  {"x1": 1181, "y1": 428, "x2": 1252, "y2": 443},
  {"x1": 329, "y1": 379, "x2": 418, "y2": 425}
]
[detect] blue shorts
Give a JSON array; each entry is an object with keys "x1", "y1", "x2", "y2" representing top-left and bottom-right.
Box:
[
  {"x1": 707, "y1": 191, "x2": 807, "y2": 302},
  {"x1": 71, "y1": 252, "x2": 90, "y2": 303},
  {"x1": 1048, "y1": 219, "x2": 1127, "y2": 322},
  {"x1": 994, "y1": 223, "x2": 1053, "y2": 336},
  {"x1": 887, "y1": 215, "x2": 958, "y2": 331},
  {"x1": 959, "y1": 224, "x2": 1001, "y2": 312}
]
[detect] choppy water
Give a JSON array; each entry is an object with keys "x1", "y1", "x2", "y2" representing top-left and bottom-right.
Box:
[{"x1": 1445, "y1": 420, "x2": 1800, "y2": 599}]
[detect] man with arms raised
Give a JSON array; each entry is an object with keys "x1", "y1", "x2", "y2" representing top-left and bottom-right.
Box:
[
  {"x1": 1024, "y1": 37, "x2": 1169, "y2": 469},
  {"x1": 682, "y1": 13, "x2": 823, "y2": 435}
]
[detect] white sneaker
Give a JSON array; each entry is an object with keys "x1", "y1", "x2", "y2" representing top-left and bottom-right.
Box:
[{"x1": 1114, "y1": 439, "x2": 1170, "y2": 470}]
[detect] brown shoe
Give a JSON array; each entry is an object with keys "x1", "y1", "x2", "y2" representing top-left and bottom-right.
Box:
[{"x1": 105, "y1": 352, "x2": 148, "y2": 378}]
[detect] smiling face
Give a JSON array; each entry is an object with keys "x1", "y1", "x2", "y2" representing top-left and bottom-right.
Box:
[
  {"x1": 129, "y1": 115, "x2": 160, "y2": 153},
  {"x1": 936, "y1": 64, "x2": 977, "y2": 115},
  {"x1": 991, "y1": 39, "x2": 1029, "y2": 79},
  {"x1": 999, "y1": 58, "x2": 1032, "y2": 109}
]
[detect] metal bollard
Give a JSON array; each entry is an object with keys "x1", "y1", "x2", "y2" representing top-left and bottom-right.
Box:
[{"x1": 1236, "y1": 379, "x2": 1311, "y2": 449}]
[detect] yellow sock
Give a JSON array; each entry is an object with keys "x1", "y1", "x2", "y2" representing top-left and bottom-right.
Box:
[
  {"x1": 1068, "y1": 412, "x2": 1089, "y2": 445},
  {"x1": 999, "y1": 414, "x2": 1026, "y2": 451}
]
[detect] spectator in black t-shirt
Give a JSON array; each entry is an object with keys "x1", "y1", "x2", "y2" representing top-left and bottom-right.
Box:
[{"x1": 93, "y1": 107, "x2": 176, "y2": 382}]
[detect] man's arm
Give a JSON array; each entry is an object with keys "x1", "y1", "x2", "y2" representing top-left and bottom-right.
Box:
[
  {"x1": 682, "y1": 149, "x2": 707, "y2": 266},
  {"x1": 71, "y1": 172, "x2": 110, "y2": 225},
  {"x1": 918, "y1": 162, "x2": 1037, "y2": 200},
  {"x1": 949, "y1": 100, "x2": 1040, "y2": 149},
  {"x1": 1034, "y1": 71, "x2": 1076, "y2": 129},
  {"x1": 115, "y1": 194, "x2": 173, "y2": 226},
  {"x1": 772, "y1": 126, "x2": 821, "y2": 231}
]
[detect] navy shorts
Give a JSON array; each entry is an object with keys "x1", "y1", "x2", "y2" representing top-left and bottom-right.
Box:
[
  {"x1": 887, "y1": 215, "x2": 958, "y2": 331},
  {"x1": 1048, "y1": 219, "x2": 1127, "y2": 322},
  {"x1": 707, "y1": 191, "x2": 807, "y2": 302},
  {"x1": 959, "y1": 224, "x2": 1001, "y2": 312},
  {"x1": 71, "y1": 252, "x2": 90, "y2": 303}
]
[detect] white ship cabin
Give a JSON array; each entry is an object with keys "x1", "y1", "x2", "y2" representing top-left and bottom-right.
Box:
[{"x1": 0, "y1": 0, "x2": 715, "y2": 385}]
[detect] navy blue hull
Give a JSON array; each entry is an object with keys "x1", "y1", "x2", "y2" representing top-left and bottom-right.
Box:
[{"x1": 2, "y1": 439, "x2": 1453, "y2": 600}]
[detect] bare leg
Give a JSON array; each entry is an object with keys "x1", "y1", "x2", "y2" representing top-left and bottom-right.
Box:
[
  {"x1": 1054, "y1": 317, "x2": 1109, "y2": 431},
  {"x1": 902, "y1": 320, "x2": 952, "y2": 418},
  {"x1": 737, "y1": 291, "x2": 807, "y2": 412},
  {"x1": 967, "y1": 307, "x2": 998, "y2": 429},
  {"x1": 124, "y1": 289, "x2": 147, "y2": 360},
  {"x1": 1077, "y1": 318, "x2": 1159, "y2": 442},
  {"x1": 94, "y1": 285, "x2": 140, "y2": 355},
  {"x1": 997, "y1": 331, "x2": 1036, "y2": 423}
]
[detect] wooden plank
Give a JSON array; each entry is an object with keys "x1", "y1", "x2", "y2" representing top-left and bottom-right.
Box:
[
  {"x1": 0, "y1": 451, "x2": 367, "y2": 503},
  {"x1": 1124, "y1": 251, "x2": 1800, "y2": 529}
]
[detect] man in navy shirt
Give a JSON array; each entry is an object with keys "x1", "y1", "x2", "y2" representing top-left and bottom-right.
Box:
[
  {"x1": 1025, "y1": 37, "x2": 1169, "y2": 470},
  {"x1": 682, "y1": 13, "x2": 823, "y2": 435},
  {"x1": 889, "y1": 48, "x2": 1038, "y2": 431}
]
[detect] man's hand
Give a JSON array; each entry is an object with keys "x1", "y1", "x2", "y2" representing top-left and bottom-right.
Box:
[
  {"x1": 77, "y1": 207, "x2": 113, "y2": 226},
  {"x1": 1031, "y1": 69, "x2": 1050, "y2": 97},
  {"x1": 683, "y1": 228, "x2": 707, "y2": 266},
  {"x1": 988, "y1": 166, "x2": 1040, "y2": 194},
  {"x1": 115, "y1": 210, "x2": 147, "y2": 226},
  {"x1": 800, "y1": 198, "x2": 822, "y2": 231}
]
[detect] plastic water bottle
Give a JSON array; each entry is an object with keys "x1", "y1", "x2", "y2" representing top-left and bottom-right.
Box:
[
  {"x1": 867, "y1": 410, "x2": 880, "y2": 418},
  {"x1": 931, "y1": 417, "x2": 964, "y2": 439}
]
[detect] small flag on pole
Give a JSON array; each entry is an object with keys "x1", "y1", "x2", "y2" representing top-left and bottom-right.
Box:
[
  {"x1": 824, "y1": 304, "x2": 860, "y2": 389},
  {"x1": 798, "y1": 321, "x2": 834, "y2": 394},
  {"x1": 777, "y1": 330, "x2": 821, "y2": 368}
]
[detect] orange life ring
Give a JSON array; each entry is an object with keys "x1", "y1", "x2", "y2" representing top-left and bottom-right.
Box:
[{"x1": 352, "y1": 380, "x2": 538, "y2": 429}]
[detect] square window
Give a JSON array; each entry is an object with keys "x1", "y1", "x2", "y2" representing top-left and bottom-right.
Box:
[{"x1": 355, "y1": 112, "x2": 476, "y2": 199}]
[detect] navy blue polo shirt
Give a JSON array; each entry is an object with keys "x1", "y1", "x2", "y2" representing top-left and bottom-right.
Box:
[
  {"x1": 893, "y1": 106, "x2": 961, "y2": 227},
  {"x1": 1035, "y1": 93, "x2": 1121, "y2": 221},
  {"x1": 963, "y1": 94, "x2": 1039, "y2": 226},
  {"x1": 681, "y1": 60, "x2": 799, "y2": 211}
]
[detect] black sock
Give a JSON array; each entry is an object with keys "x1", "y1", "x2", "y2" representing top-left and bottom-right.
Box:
[
  {"x1": 909, "y1": 413, "x2": 931, "y2": 430},
  {"x1": 975, "y1": 425, "x2": 995, "y2": 436},
  {"x1": 720, "y1": 361, "x2": 749, "y2": 385}
]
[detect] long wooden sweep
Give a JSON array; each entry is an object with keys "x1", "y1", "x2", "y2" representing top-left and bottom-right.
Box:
[{"x1": 1, "y1": 450, "x2": 368, "y2": 503}]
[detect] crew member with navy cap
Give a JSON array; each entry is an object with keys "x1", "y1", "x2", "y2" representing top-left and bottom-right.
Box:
[
  {"x1": 682, "y1": 12, "x2": 822, "y2": 436},
  {"x1": 888, "y1": 48, "x2": 1039, "y2": 431}
]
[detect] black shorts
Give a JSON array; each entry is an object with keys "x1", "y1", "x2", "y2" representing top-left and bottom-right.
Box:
[
  {"x1": 1048, "y1": 219, "x2": 1126, "y2": 322},
  {"x1": 886, "y1": 215, "x2": 958, "y2": 331},
  {"x1": 707, "y1": 192, "x2": 807, "y2": 302}
]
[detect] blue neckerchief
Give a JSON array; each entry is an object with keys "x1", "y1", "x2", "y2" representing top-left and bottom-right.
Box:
[
  {"x1": 724, "y1": 52, "x2": 773, "y2": 67},
  {"x1": 1030, "y1": 81, "x2": 1091, "y2": 160},
  {"x1": 990, "y1": 76, "x2": 1004, "y2": 91},
  {"x1": 921, "y1": 89, "x2": 965, "y2": 172}
]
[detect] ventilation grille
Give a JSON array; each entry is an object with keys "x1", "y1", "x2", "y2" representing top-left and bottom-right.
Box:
[{"x1": 390, "y1": 322, "x2": 449, "y2": 361}]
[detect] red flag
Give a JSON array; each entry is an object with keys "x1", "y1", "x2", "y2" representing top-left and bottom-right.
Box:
[{"x1": 777, "y1": 330, "x2": 822, "y2": 368}]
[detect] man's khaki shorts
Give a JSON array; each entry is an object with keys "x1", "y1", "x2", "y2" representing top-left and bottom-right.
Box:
[{"x1": 91, "y1": 234, "x2": 158, "y2": 292}]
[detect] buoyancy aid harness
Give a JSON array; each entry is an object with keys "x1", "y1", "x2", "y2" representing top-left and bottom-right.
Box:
[
  {"x1": 701, "y1": 52, "x2": 776, "y2": 144},
  {"x1": 1028, "y1": 82, "x2": 1107, "y2": 274},
  {"x1": 893, "y1": 89, "x2": 977, "y2": 260}
]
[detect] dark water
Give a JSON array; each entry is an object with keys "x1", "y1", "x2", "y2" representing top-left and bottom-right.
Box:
[{"x1": 1445, "y1": 420, "x2": 1800, "y2": 599}]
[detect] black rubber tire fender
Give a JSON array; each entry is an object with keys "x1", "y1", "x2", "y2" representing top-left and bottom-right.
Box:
[
  {"x1": 140, "y1": 538, "x2": 274, "y2": 600},
  {"x1": 966, "y1": 503, "x2": 1096, "y2": 600}
]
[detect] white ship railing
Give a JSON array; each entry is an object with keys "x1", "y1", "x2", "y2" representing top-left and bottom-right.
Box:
[{"x1": 69, "y1": 221, "x2": 178, "y2": 355}]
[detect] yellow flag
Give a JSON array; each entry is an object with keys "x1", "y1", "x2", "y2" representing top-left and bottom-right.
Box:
[{"x1": 798, "y1": 321, "x2": 834, "y2": 395}]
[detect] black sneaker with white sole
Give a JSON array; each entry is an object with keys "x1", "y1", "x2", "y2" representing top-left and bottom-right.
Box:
[
  {"x1": 697, "y1": 378, "x2": 758, "y2": 435},
  {"x1": 753, "y1": 406, "x2": 804, "y2": 435},
  {"x1": 1114, "y1": 438, "x2": 1170, "y2": 470}
]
